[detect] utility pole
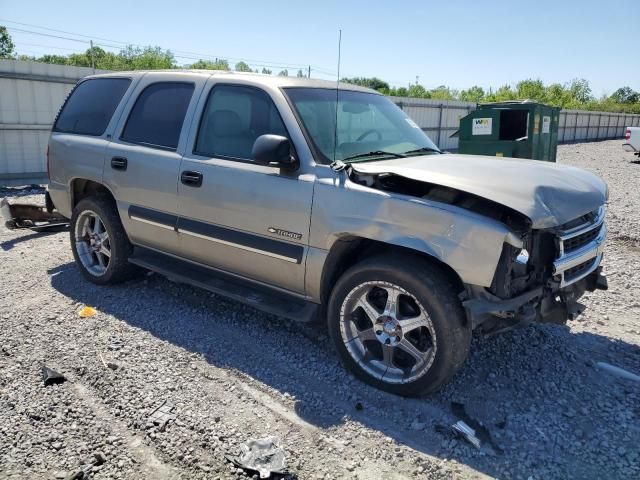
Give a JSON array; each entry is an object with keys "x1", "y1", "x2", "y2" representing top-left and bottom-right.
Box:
[
  {"x1": 308, "y1": 65, "x2": 311, "y2": 78},
  {"x1": 89, "y1": 40, "x2": 95, "y2": 72}
]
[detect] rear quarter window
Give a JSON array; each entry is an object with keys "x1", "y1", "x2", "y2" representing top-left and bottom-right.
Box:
[{"x1": 53, "y1": 78, "x2": 131, "y2": 136}]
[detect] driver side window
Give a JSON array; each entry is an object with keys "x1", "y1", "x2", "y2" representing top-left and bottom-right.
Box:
[{"x1": 194, "y1": 85, "x2": 288, "y2": 161}]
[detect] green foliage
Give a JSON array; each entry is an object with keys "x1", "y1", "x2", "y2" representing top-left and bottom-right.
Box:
[
  {"x1": 189, "y1": 58, "x2": 229, "y2": 70},
  {"x1": 610, "y1": 86, "x2": 639, "y2": 104},
  {"x1": 277, "y1": 69, "x2": 288, "y2": 77},
  {"x1": 341, "y1": 77, "x2": 390, "y2": 92},
  {"x1": 430, "y1": 85, "x2": 458, "y2": 100},
  {"x1": 394, "y1": 87, "x2": 408, "y2": 97},
  {"x1": 37, "y1": 54, "x2": 69, "y2": 65},
  {"x1": 234, "y1": 61, "x2": 252, "y2": 72},
  {"x1": 0, "y1": 26, "x2": 16, "y2": 58},
  {"x1": 568, "y1": 78, "x2": 593, "y2": 103},
  {"x1": 296, "y1": 69, "x2": 305, "y2": 78},
  {"x1": 384, "y1": 76, "x2": 640, "y2": 113},
  {"x1": 118, "y1": 46, "x2": 174, "y2": 70},
  {"x1": 459, "y1": 86, "x2": 485, "y2": 102},
  {"x1": 516, "y1": 79, "x2": 545, "y2": 100},
  {"x1": 261, "y1": 67, "x2": 272, "y2": 75},
  {"x1": 485, "y1": 85, "x2": 517, "y2": 102},
  {"x1": 407, "y1": 83, "x2": 428, "y2": 98}
]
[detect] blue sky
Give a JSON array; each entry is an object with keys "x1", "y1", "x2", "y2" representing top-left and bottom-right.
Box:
[{"x1": 1, "y1": 0, "x2": 638, "y2": 96}]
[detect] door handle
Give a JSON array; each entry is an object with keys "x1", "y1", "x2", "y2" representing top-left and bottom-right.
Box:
[
  {"x1": 111, "y1": 157, "x2": 128, "y2": 171},
  {"x1": 181, "y1": 170, "x2": 203, "y2": 187}
]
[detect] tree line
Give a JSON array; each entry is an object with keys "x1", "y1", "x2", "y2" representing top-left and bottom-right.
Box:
[
  {"x1": 341, "y1": 77, "x2": 640, "y2": 114},
  {"x1": 1, "y1": 26, "x2": 638, "y2": 114},
  {"x1": 0, "y1": 27, "x2": 307, "y2": 77}
]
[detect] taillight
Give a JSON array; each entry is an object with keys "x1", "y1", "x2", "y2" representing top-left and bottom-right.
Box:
[
  {"x1": 46, "y1": 145, "x2": 50, "y2": 181},
  {"x1": 625, "y1": 129, "x2": 631, "y2": 140}
]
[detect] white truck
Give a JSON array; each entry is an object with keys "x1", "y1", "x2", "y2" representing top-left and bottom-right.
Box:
[{"x1": 623, "y1": 127, "x2": 640, "y2": 157}]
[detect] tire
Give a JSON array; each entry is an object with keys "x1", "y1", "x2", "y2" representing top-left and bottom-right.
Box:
[
  {"x1": 70, "y1": 195, "x2": 136, "y2": 285},
  {"x1": 327, "y1": 254, "x2": 471, "y2": 396}
]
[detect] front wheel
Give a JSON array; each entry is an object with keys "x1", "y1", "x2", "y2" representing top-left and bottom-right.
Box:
[{"x1": 327, "y1": 254, "x2": 471, "y2": 396}]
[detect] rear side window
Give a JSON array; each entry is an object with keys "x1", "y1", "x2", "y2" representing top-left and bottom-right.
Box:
[
  {"x1": 194, "y1": 85, "x2": 288, "y2": 161},
  {"x1": 121, "y1": 82, "x2": 194, "y2": 150},
  {"x1": 53, "y1": 78, "x2": 131, "y2": 136}
]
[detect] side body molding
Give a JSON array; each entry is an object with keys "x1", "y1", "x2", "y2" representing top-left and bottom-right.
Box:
[{"x1": 127, "y1": 205, "x2": 304, "y2": 265}]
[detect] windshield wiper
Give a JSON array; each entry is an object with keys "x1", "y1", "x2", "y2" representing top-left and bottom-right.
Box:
[
  {"x1": 402, "y1": 146, "x2": 442, "y2": 155},
  {"x1": 342, "y1": 150, "x2": 407, "y2": 163}
]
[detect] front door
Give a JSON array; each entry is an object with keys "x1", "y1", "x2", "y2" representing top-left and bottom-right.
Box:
[
  {"x1": 176, "y1": 82, "x2": 313, "y2": 294},
  {"x1": 103, "y1": 73, "x2": 204, "y2": 254}
]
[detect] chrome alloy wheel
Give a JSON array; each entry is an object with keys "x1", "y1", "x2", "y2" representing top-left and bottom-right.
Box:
[
  {"x1": 74, "y1": 210, "x2": 111, "y2": 276},
  {"x1": 339, "y1": 281, "x2": 437, "y2": 384}
]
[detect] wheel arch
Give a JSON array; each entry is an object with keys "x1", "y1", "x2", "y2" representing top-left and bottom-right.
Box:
[
  {"x1": 70, "y1": 178, "x2": 116, "y2": 209},
  {"x1": 319, "y1": 235, "x2": 466, "y2": 306}
]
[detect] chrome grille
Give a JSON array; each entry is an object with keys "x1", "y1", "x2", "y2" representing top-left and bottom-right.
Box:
[
  {"x1": 553, "y1": 207, "x2": 606, "y2": 287},
  {"x1": 562, "y1": 225, "x2": 602, "y2": 254},
  {"x1": 563, "y1": 258, "x2": 598, "y2": 283}
]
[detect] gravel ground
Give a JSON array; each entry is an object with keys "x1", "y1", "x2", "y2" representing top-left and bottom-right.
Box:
[{"x1": 1, "y1": 140, "x2": 639, "y2": 480}]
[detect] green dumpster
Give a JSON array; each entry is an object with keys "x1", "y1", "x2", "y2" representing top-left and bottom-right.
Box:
[{"x1": 457, "y1": 101, "x2": 560, "y2": 162}]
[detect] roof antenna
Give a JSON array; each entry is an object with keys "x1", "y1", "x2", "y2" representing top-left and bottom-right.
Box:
[{"x1": 331, "y1": 29, "x2": 345, "y2": 170}]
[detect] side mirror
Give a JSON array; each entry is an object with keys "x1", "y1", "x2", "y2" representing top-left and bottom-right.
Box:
[{"x1": 252, "y1": 134, "x2": 298, "y2": 170}]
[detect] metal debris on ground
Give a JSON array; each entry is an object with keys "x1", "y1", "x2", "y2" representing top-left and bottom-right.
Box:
[
  {"x1": 226, "y1": 436, "x2": 287, "y2": 479},
  {"x1": 148, "y1": 400, "x2": 176, "y2": 431},
  {"x1": 78, "y1": 306, "x2": 97, "y2": 318},
  {"x1": 596, "y1": 361, "x2": 640, "y2": 383},
  {"x1": 449, "y1": 401, "x2": 504, "y2": 454},
  {"x1": 41, "y1": 366, "x2": 66, "y2": 386},
  {"x1": 452, "y1": 420, "x2": 481, "y2": 449},
  {"x1": 0, "y1": 196, "x2": 68, "y2": 230}
]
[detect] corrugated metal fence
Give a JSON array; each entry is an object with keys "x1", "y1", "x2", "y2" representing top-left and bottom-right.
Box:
[
  {"x1": 390, "y1": 96, "x2": 640, "y2": 150},
  {"x1": 0, "y1": 60, "x2": 106, "y2": 186},
  {"x1": 1, "y1": 59, "x2": 639, "y2": 186}
]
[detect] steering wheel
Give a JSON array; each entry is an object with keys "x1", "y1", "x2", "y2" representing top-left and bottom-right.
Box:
[{"x1": 357, "y1": 129, "x2": 382, "y2": 142}]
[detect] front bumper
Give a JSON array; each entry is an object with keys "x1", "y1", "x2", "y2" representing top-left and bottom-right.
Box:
[
  {"x1": 463, "y1": 207, "x2": 608, "y2": 330},
  {"x1": 622, "y1": 143, "x2": 637, "y2": 153},
  {"x1": 463, "y1": 267, "x2": 608, "y2": 331}
]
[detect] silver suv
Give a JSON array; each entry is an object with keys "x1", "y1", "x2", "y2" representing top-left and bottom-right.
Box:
[{"x1": 47, "y1": 71, "x2": 608, "y2": 395}]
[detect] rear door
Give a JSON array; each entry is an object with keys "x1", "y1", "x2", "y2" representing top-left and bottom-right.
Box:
[
  {"x1": 176, "y1": 81, "x2": 314, "y2": 294},
  {"x1": 103, "y1": 73, "x2": 206, "y2": 254}
]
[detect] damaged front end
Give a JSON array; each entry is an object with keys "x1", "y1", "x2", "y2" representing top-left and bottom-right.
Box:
[
  {"x1": 347, "y1": 164, "x2": 608, "y2": 332},
  {"x1": 462, "y1": 206, "x2": 608, "y2": 334}
]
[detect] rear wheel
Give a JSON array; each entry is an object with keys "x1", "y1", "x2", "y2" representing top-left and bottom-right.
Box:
[
  {"x1": 328, "y1": 255, "x2": 471, "y2": 396},
  {"x1": 70, "y1": 195, "x2": 136, "y2": 285}
]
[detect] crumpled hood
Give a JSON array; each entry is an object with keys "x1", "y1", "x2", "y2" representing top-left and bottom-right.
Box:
[{"x1": 350, "y1": 154, "x2": 608, "y2": 229}]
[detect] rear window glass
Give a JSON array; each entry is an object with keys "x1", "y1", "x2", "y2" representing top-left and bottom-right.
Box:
[
  {"x1": 53, "y1": 78, "x2": 131, "y2": 136},
  {"x1": 121, "y1": 82, "x2": 194, "y2": 150}
]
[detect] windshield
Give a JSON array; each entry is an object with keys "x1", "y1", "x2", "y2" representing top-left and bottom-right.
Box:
[{"x1": 284, "y1": 88, "x2": 440, "y2": 163}]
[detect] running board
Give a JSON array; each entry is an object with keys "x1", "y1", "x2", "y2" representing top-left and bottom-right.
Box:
[{"x1": 128, "y1": 247, "x2": 318, "y2": 323}]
